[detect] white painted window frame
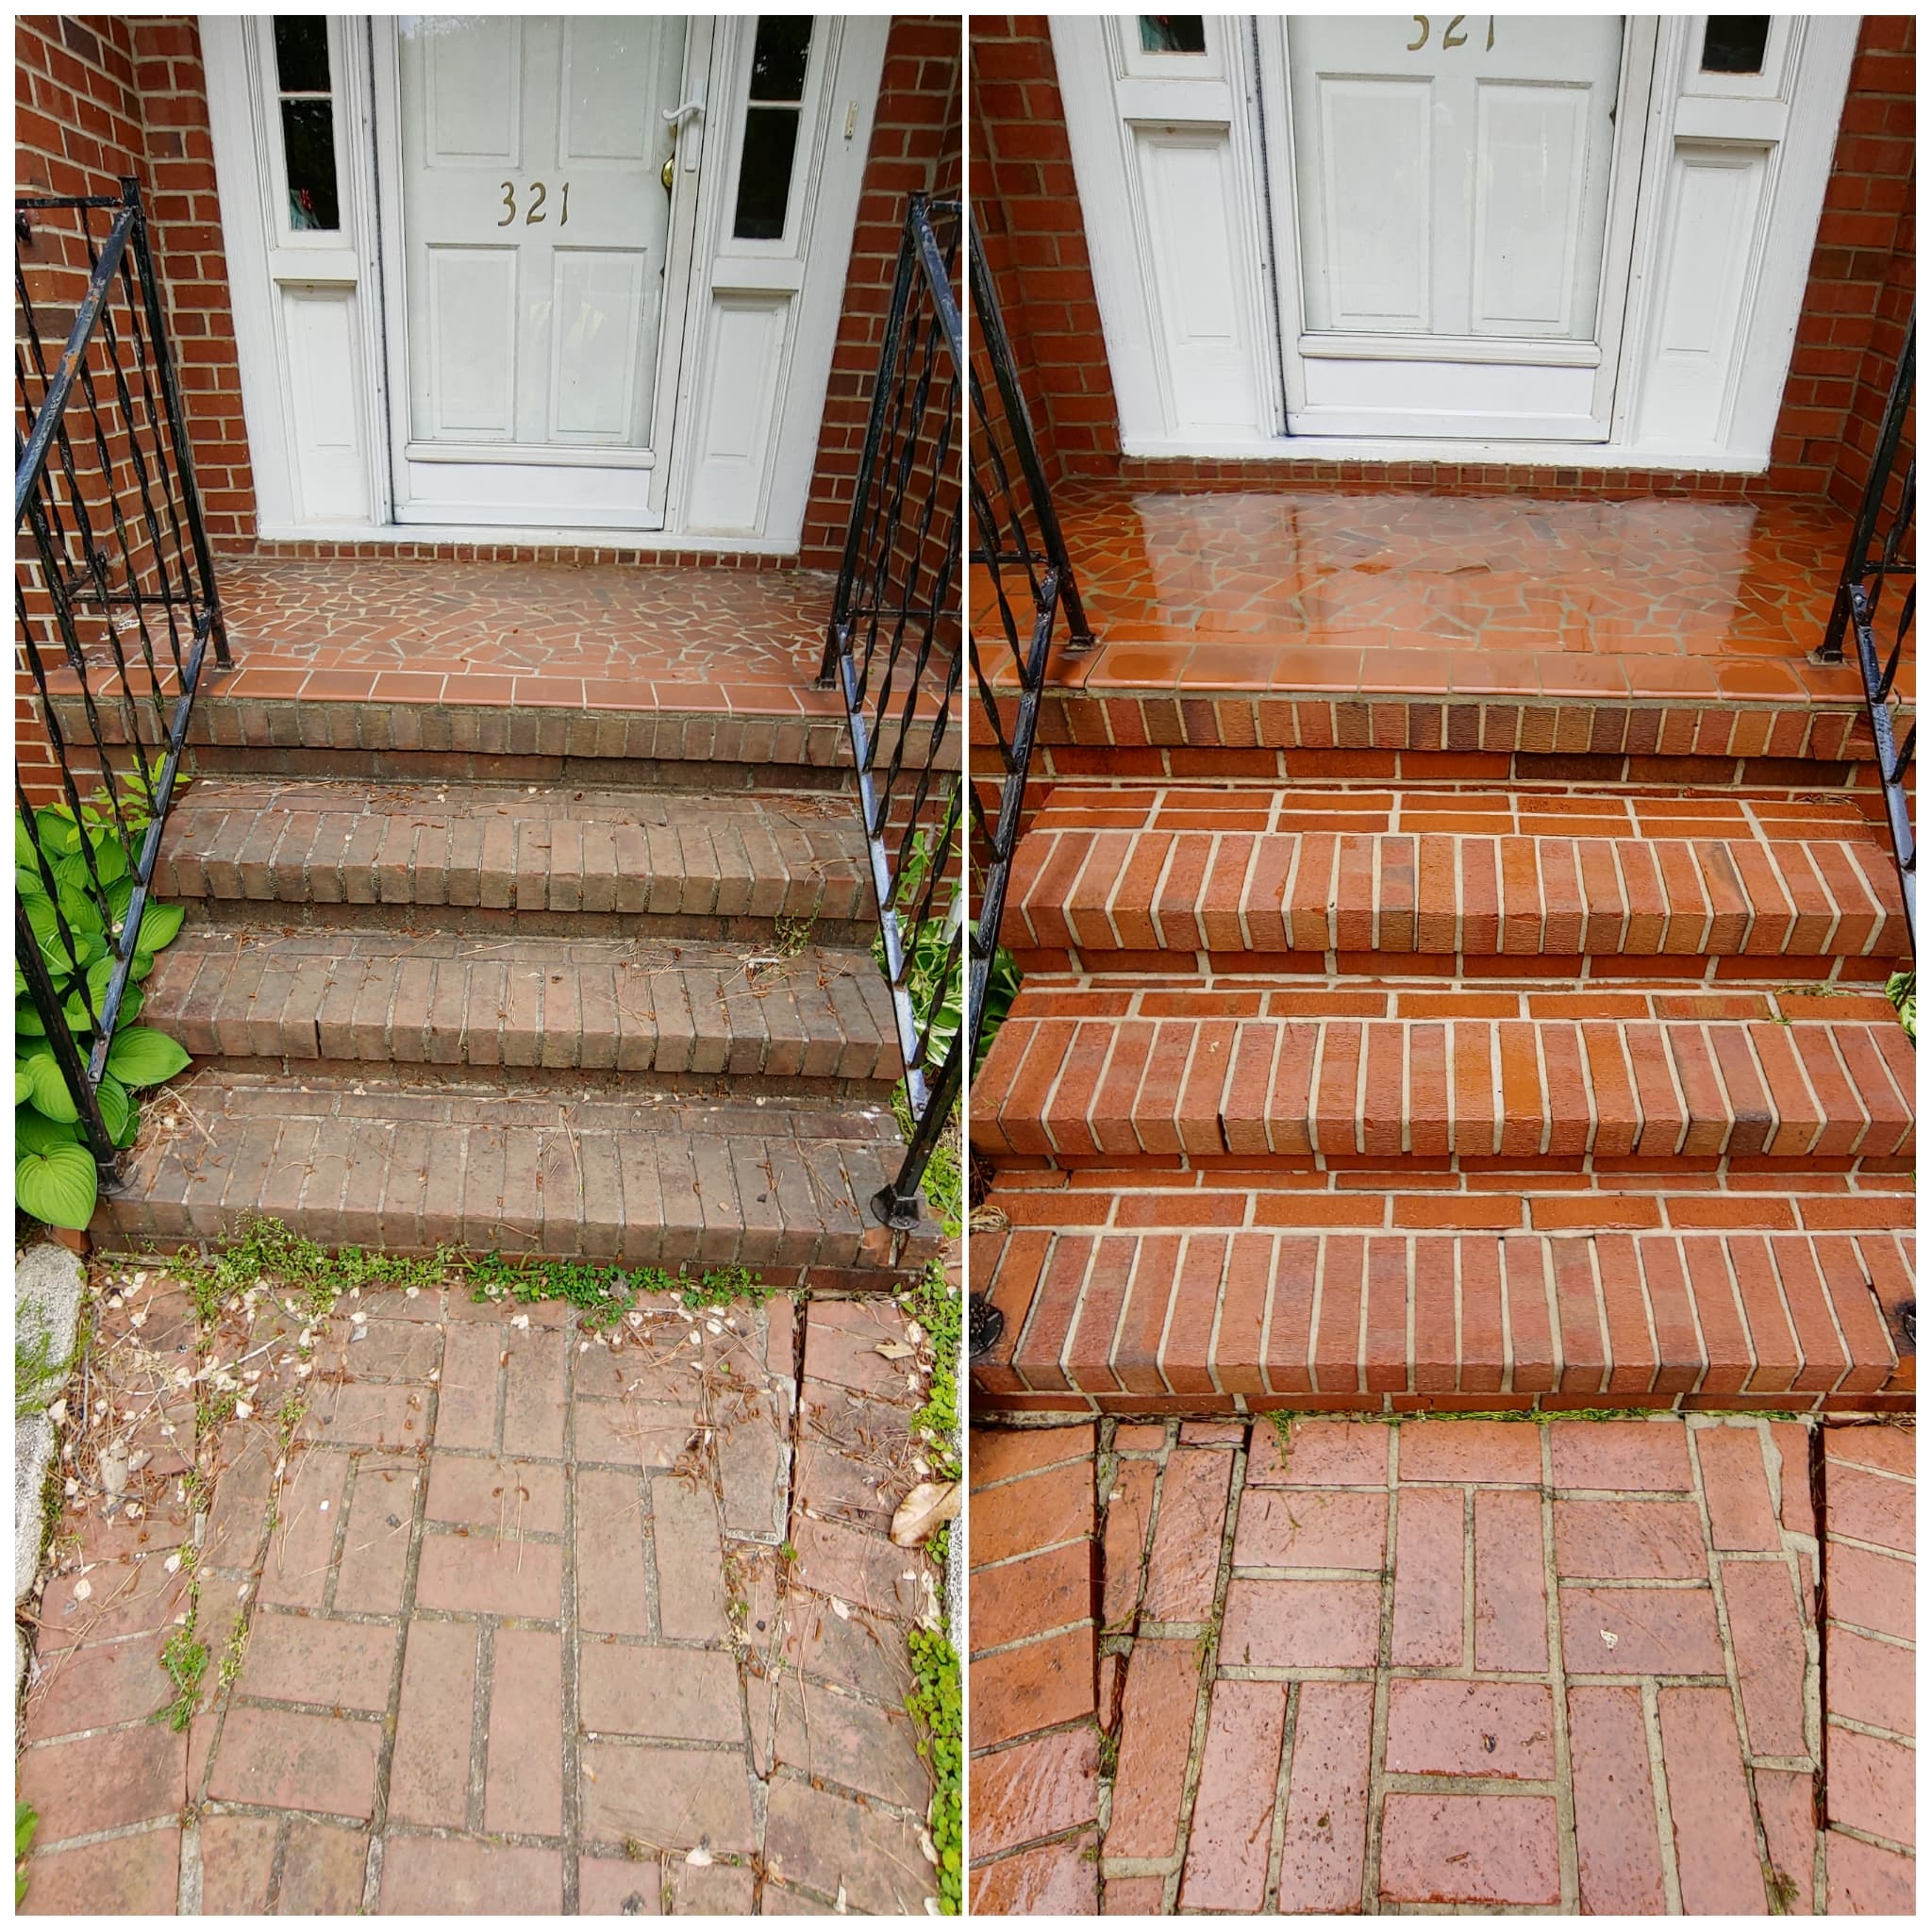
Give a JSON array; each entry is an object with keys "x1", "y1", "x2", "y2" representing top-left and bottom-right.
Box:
[
  {"x1": 202, "y1": 12, "x2": 887, "y2": 550},
  {"x1": 1052, "y1": 12, "x2": 1858, "y2": 471}
]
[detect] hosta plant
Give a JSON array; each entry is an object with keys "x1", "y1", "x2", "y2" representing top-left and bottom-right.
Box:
[{"x1": 16, "y1": 791, "x2": 192, "y2": 1231}]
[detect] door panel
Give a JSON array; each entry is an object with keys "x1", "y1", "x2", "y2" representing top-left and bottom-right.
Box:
[
  {"x1": 391, "y1": 14, "x2": 689, "y2": 525},
  {"x1": 1278, "y1": 13, "x2": 1644, "y2": 441},
  {"x1": 1291, "y1": 15, "x2": 1623, "y2": 342}
]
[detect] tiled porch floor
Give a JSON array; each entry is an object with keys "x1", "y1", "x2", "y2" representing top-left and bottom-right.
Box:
[
  {"x1": 76, "y1": 558, "x2": 849, "y2": 718},
  {"x1": 976, "y1": 484, "x2": 1887, "y2": 705}
]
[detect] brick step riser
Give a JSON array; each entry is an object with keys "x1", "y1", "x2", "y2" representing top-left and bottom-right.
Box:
[
  {"x1": 1022, "y1": 745, "x2": 1870, "y2": 792},
  {"x1": 163, "y1": 900, "x2": 879, "y2": 948},
  {"x1": 94, "y1": 1198, "x2": 925, "y2": 1288},
  {"x1": 173, "y1": 1055, "x2": 898, "y2": 1104},
  {"x1": 1006, "y1": 690, "x2": 1878, "y2": 770},
  {"x1": 185, "y1": 745, "x2": 854, "y2": 794},
  {"x1": 973, "y1": 1227, "x2": 1912, "y2": 1416},
  {"x1": 973, "y1": 1018, "x2": 1915, "y2": 1169}
]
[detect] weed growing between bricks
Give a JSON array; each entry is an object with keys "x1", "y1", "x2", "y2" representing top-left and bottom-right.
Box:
[{"x1": 908, "y1": 1624, "x2": 963, "y2": 1912}]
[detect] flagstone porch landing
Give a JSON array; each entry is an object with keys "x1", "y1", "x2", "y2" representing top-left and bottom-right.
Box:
[{"x1": 977, "y1": 483, "x2": 1891, "y2": 710}]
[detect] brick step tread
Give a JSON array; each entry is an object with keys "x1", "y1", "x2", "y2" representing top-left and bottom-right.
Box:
[
  {"x1": 973, "y1": 1224, "x2": 1912, "y2": 1408},
  {"x1": 93, "y1": 1074, "x2": 937, "y2": 1270},
  {"x1": 973, "y1": 1006, "x2": 1914, "y2": 1166},
  {"x1": 1009, "y1": 813, "x2": 1907, "y2": 964},
  {"x1": 152, "y1": 778, "x2": 869, "y2": 924},
  {"x1": 141, "y1": 931, "x2": 900, "y2": 1084}
]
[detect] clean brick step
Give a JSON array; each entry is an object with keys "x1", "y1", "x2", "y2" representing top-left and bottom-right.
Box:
[
  {"x1": 92, "y1": 1072, "x2": 937, "y2": 1274},
  {"x1": 140, "y1": 931, "x2": 901, "y2": 1091},
  {"x1": 153, "y1": 778, "x2": 870, "y2": 936},
  {"x1": 1008, "y1": 789, "x2": 1907, "y2": 971},
  {"x1": 974, "y1": 1223, "x2": 1913, "y2": 1411},
  {"x1": 973, "y1": 1002, "x2": 1914, "y2": 1169}
]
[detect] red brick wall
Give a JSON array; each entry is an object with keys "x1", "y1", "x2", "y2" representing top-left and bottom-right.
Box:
[
  {"x1": 797, "y1": 14, "x2": 965, "y2": 571},
  {"x1": 972, "y1": 14, "x2": 1917, "y2": 503},
  {"x1": 17, "y1": 16, "x2": 256, "y2": 539}
]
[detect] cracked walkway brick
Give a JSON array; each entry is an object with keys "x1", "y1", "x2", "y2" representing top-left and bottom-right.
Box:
[
  {"x1": 18, "y1": 1270, "x2": 941, "y2": 1916},
  {"x1": 967, "y1": 1413, "x2": 1915, "y2": 1916}
]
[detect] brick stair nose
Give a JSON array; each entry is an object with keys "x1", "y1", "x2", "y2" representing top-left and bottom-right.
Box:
[
  {"x1": 972, "y1": 1221, "x2": 1913, "y2": 1414},
  {"x1": 972, "y1": 1000, "x2": 1915, "y2": 1168},
  {"x1": 1008, "y1": 790, "x2": 1908, "y2": 969},
  {"x1": 141, "y1": 932, "x2": 903, "y2": 1089},
  {"x1": 92, "y1": 1074, "x2": 941, "y2": 1274},
  {"x1": 152, "y1": 778, "x2": 870, "y2": 931}
]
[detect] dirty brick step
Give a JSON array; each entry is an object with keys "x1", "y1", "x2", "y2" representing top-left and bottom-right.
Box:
[
  {"x1": 973, "y1": 1007, "x2": 1914, "y2": 1168},
  {"x1": 1008, "y1": 808, "x2": 1907, "y2": 971},
  {"x1": 142, "y1": 930, "x2": 901, "y2": 1091},
  {"x1": 92, "y1": 1073, "x2": 938, "y2": 1274},
  {"x1": 152, "y1": 778, "x2": 871, "y2": 937},
  {"x1": 974, "y1": 1224, "x2": 1912, "y2": 1410}
]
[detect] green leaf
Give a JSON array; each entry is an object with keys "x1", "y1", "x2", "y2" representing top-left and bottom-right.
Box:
[
  {"x1": 14, "y1": 1064, "x2": 32, "y2": 1106},
  {"x1": 33, "y1": 808, "x2": 79, "y2": 858},
  {"x1": 94, "y1": 1072, "x2": 130, "y2": 1144},
  {"x1": 129, "y1": 951, "x2": 157, "y2": 983},
  {"x1": 12, "y1": 960, "x2": 24, "y2": 998},
  {"x1": 105, "y1": 1025, "x2": 191, "y2": 1088},
  {"x1": 56, "y1": 884, "x2": 105, "y2": 936},
  {"x1": 15, "y1": 998, "x2": 45, "y2": 1038},
  {"x1": 85, "y1": 832, "x2": 127, "y2": 887},
  {"x1": 114, "y1": 1098, "x2": 141, "y2": 1150},
  {"x1": 136, "y1": 902, "x2": 185, "y2": 955},
  {"x1": 16, "y1": 1141, "x2": 99, "y2": 1231},
  {"x1": 16, "y1": 1107, "x2": 80, "y2": 1154},
  {"x1": 15, "y1": 815, "x2": 39, "y2": 869},
  {"x1": 16, "y1": 1799, "x2": 37, "y2": 1863},
  {"x1": 111, "y1": 983, "x2": 144, "y2": 1030},
  {"x1": 22, "y1": 1051, "x2": 78, "y2": 1123}
]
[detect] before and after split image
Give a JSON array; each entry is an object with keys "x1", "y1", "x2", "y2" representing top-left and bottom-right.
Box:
[{"x1": 10, "y1": 6, "x2": 1914, "y2": 1920}]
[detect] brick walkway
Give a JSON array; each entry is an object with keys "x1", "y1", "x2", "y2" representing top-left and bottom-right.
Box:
[
  {"x1": 19, "y1": 1270, "x2": 944, "y2": 1914},
  {"x1": 968, "y1": 1415, "x2": 1913, "y2": 1914}
]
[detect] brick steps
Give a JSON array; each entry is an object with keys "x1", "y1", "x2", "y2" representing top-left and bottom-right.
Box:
[
  {"x1": 153, "y1": 778, "x2": 872, "y2": 941},
  {"x1": 140, "y1": 931, "x2": 900, "y2": 1093},
  {"x1": 107, "y1": 763, "x2": 937, "y2": 1266},
  {"x1": 92, "y1": 1071, "x2": 936, "y2": 1276},
  {"x1": 1007, "y1": 787, "x2": 1907, "y2": 974},
  {"x1": 971, "y1": 767, "x2": 1914, "y2": 1414},
  {"x1": 974, "y1": 1222, "x2": 1913, "y2": 1410},
  {"x1": 972, "y1": 997, "x2": 1914, "y2": 1171}
]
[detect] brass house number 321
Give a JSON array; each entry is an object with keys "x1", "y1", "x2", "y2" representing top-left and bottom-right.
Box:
[
  {"x1": 1407, "y1": 16, "x2": 1498, "y2": 51},
  {"x1": 497, "y1": 181, "x2": 571, "y2": 226}
]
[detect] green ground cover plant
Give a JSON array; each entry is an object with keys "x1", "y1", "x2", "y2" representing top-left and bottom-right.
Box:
[{"x1": 16, "y1": 786, "x2": 194, "y2": 1229}]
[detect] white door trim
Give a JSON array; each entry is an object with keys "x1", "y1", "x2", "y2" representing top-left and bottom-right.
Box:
[
  {"x1": 1053, "y1": 11, "x2": 1858, "y2": 470},
  {"x1": 203, "y1": 12, "x2": 890, "y2": 550}
]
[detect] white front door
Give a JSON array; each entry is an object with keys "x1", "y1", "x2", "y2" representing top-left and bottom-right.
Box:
[
  {"x1": 386, "y1": 15, "x2": 699, "y2": 527},
  {"x1": 1276, "y1": 13, "x2": 1647, "y2": 439}
]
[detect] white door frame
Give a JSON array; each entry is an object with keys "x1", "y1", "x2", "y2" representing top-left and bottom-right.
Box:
[
  {"x1": 203, "y1": 12, "x2": 889, "y2": 550},
  {"x1": 1053, "y1": 11, "x2": 1858, "y2": 470}
]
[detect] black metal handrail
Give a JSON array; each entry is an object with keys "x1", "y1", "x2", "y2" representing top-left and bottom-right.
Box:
[
  {"x1": 16, "y1": 177, "x2": 229, "y2": 1169},
  {"x1": 963, "y1": 212, "x2": 1094, "y2": 1356},
  {"x1": 819, "y1": 193, "x2": 963, "y2": 1231},
  {"x1": 1819, "y1": 311, "x2": 1914, "y2": 952}
]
